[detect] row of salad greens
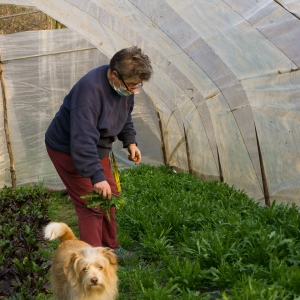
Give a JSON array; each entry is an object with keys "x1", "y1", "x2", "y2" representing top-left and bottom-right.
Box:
[{"x1": 1, "y1": 164, "x2": 300, "y2": 299}]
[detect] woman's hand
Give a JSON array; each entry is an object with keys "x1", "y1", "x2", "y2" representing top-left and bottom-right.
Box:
[
  {"x1": 93, "y1": 180, "x2": 112, "y2": 199},
  {"x1": 127, "y1": 144, "x2": 142, "y2": 164}
]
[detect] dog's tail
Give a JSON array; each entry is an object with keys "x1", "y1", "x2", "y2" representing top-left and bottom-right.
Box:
[{"x1": 44, "y1": 222, "x2": 78, "y2": 243}]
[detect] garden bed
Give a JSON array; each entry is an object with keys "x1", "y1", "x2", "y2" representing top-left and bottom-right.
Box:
[
  {"x1": 0, "y1": 185, "x2": 52, "y2": 299},
  {"x1": 1, "y1": 164, "x2": 300, "y2": 299}
]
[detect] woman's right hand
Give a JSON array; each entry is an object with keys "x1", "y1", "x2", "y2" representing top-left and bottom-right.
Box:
[{"x1": 93, "y1": 180, "x2": 112, "y2": 200}]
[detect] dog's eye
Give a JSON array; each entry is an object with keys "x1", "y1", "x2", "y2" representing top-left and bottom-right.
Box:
[
  {"x1": 82, "y1": 267, "x2": 88, "y2": 272},
  {"x1": 98, "y1": 266, "x2": 103, "y2": 270}
]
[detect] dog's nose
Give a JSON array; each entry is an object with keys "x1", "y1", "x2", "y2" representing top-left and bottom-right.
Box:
[{"x1": 91, "y1": 277, "x2": 98, "y2": 284}]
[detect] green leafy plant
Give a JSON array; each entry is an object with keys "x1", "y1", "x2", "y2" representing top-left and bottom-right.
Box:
[
  {"x1": 0, "y1": 184, "x2": 52, "y2": 299},
  {"x1": 115, "y1": 164, "x2": 300, "y2": 299}
]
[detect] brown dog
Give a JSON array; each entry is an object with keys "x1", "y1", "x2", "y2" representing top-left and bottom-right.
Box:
[{"x1": 44, "y1": 222, "x2": 118, "y2": 300}]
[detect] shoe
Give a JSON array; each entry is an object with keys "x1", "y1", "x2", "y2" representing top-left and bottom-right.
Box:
[{"x1": 113, "y1": 246, "x2": 136, "y2": 260}]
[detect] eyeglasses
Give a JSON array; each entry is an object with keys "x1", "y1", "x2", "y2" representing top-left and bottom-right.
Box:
[{"x1": 115, "y1": 71, "x2": 143, "y2": 91}]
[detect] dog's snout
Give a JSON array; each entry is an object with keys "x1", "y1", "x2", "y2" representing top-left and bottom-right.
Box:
[{"x1": 91, "y1": 276, "x2": 98, "y2": 284}]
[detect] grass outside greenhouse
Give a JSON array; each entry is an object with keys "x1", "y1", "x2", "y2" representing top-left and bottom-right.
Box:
[{"x1": 1, "y1": 164, "x2": 300, "y2": 299}]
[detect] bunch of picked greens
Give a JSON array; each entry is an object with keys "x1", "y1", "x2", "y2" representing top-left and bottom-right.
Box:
[{"x1": 80, "y1": 191, "x2": 126, "y2": 220}]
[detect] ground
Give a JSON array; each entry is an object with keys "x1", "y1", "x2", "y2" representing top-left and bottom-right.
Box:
[{"x1": 0, "y1": 4, "x2": 64, "y2": 35}]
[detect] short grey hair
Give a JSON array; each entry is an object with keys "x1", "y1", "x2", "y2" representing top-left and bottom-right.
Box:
[{"x1": 110, "y1": 46, "x2": 153, "y2": 81}]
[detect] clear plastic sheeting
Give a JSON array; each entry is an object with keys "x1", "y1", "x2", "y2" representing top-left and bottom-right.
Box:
[
  {"x1": 0, "y1": 29, "x2": 163, "y2": 190},
  {"x1": 0, "y1": 0, "x2": 299, "y2": 205},
  {"x1": 276, "y1": 0, "x2": 300, "y2": 17},
  {"x1": 241, "y1": 72, "x2": 300, "y2": 205}
]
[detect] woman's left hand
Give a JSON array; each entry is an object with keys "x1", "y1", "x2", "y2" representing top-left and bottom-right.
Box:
[{"x1": 127, "y1": 144, "x2": 142, "y2": 165}]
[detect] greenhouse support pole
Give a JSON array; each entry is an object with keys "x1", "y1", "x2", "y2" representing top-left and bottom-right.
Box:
[
  {"x1": 0, "y1": 54, "x2": 17, "y2": 188},
  {"x1": 255, "y1": 127, "x2": 270, "y2": 206},
  {"x1": 156, "y1": 110, "x2": 167, "y2": 165},
  {"x1": 217, "y1": 148, "x2": 224, "y2": 182},
  {"x1": 184, "y1": 127, "x2": 192, "y2": 174}
]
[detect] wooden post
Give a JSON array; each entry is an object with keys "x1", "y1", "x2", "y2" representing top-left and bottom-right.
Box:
[
  {"x1": 183, "y1": 126, "x2": 192, "y2": 174},
  {"x1": 0, "y1": 53, "x2": 17, "y2": 188},
  {"x1": 156, "y1": 110, "x2": 167, "y2": 165},
  {"x1": 255, "y1": 126, "x2": 270, "y2": 206}
]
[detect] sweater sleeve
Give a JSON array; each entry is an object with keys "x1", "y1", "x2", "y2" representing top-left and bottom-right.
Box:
[
  {"x1": 117, "y1": 98, "x2": 137, "y2": 147},
  {"x1": 70, "y1": 105, "x2": 106, "y2": 184}
]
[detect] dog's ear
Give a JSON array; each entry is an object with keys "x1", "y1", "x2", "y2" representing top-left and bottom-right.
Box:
[
  {"x1": 64, "y1": 252, "x2": 80, "y2": 286},
  {"x1": 101, "y1": 248, "x2": 118, "y2": 266}
]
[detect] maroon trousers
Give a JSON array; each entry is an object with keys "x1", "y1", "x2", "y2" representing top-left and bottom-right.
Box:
[{"x1": 46, "y1": 146, "x2": 120, "y2": 248}]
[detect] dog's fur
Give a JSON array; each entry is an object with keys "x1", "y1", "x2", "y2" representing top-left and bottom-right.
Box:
[{"x1": 44, "y1": 222, "x2": 118, "y2": 300}]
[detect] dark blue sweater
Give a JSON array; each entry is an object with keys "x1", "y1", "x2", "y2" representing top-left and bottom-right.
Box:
[{"x1": 45, "y1": 65, "x2": 136, "y2": 184}]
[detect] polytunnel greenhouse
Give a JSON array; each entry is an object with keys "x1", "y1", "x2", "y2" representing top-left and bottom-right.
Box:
[{"x1": 0, "y1": 0, "x2": 299, "y2": 206}]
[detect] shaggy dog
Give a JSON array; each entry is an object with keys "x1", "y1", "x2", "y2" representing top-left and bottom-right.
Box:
[{"x1": 44, "y1": 222, "x2": 118, "y2": 300}]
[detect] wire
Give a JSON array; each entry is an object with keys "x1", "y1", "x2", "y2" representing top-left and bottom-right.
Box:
[
  {"x1": 0, "y1": 47, "x2": 97, "y2": 63},
  {"x1": 0, "y1": 10, "x2": 41, "y2": 20}
]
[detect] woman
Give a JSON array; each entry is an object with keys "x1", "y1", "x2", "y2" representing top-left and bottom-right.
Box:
[{"x1": 45, "y1": 46, "x2": 153, "y2": 258}]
